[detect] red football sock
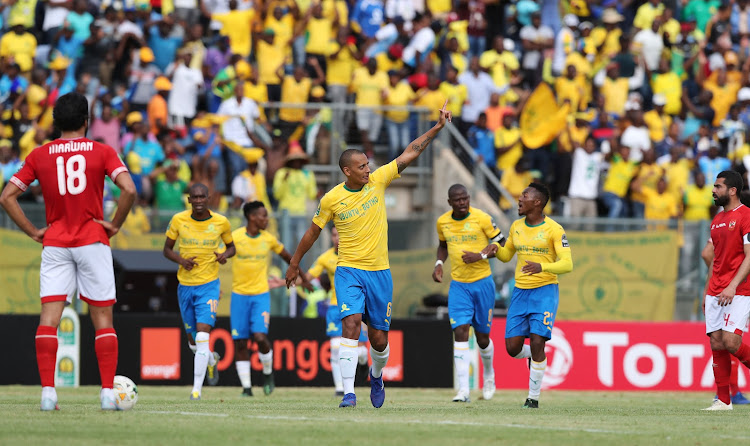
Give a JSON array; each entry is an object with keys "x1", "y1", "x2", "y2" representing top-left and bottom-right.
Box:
[
  {"x1": 95, "y1": 328, "x2": 118, "y2": 389},
  {"x1": 35, "y1": 325, "x2": 58, "y2": 388},
  {"x1": 713, "y1": 349, "x2": 732, "y2": 405},
  {"x1": 730, "y1": 356, "x2": 740, "y2": 395},
  {"x1": 732, "y1": 343, "x2": 750, "y2": 370}
]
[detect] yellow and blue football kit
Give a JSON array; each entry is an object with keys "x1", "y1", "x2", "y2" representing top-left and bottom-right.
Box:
[
  {"x1": 493, "y1": 216, "x2": 573, "y2": 339},
  {"x1": 436, "y1": 207, "x2": 501, "y2": 333},
  {"x1": 165, "y1": 210, "x2": 233, "y2": 335},
  {"x1": 312, "y1": 161, "x2": 400, "y2": 331},
  {"x1": 309, "y1": 247, "x2": 343, "y2": 336},
  {"x1": 230, "y1": 229, "x2": 284, "y2": 338}
]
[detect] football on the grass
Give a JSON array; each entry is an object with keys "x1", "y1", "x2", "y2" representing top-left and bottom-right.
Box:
[{"x1": 113, "y1": 375, "x2": 138, "y2": 410}]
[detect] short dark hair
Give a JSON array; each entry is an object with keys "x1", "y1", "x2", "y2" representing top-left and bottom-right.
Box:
[
  {"x1": 528, "y1": 182, "x2": 550, "y2": 208},
  {"x1": 189, "y1": 182, "x2": 209, "y2": 197},
  {"x1": 242, "y1": 200, "x2": 265, "y2": 219},
  {"x1": 339, "y1": 148, "x2": 363, "y2": 171},
  {"x1": 448, "y1": 184, "x2": 467, "y2": 198},
  {"x1": 717, "y1": 170, "x2": 743, "y2": 195},
  {"x1": 53, "y1": 92, "x2": 89, "y2": 132}
]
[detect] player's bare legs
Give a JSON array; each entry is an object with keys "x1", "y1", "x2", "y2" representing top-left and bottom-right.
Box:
[
  {"x1": 90, "y1": 305, "x2": 118, "y2": 409},
  {"x1": 37, "y1": 302, "x2": 66, "y2": 410}
]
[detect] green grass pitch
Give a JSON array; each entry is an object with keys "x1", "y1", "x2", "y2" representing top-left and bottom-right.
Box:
[{"x1": 2, "y1": 386, "x2": 748, "y2": 445}]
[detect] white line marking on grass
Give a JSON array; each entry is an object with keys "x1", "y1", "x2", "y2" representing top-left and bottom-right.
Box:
[{"x1": 145, "y1": 410, "x2": 229, "y2": 418}]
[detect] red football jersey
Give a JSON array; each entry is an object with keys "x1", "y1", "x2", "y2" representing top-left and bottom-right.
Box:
[
  {"x1": 708, "y1": 204, "x2": 750, "y2": 296},
  {"x1": 10, "y1": 137, "x2": 128, "y2": 248}
]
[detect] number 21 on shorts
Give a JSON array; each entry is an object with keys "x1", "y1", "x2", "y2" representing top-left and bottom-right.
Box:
[{"x1": 56, "y1": 155, "x2": 87, "y2": 196}]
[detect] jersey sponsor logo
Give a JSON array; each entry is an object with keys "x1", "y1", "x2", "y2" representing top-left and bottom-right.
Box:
[
  {"x1": 712, "y1": 223, "x2": 727, "y2": 230},
  {"x1": 729, "y1": 220, "x2": 737, "y2": 231},
  {"x1": 463, "y1": 222, "x2": 472, "y2": 231},
  {"x1": 561, "y1": 234, "x2": 570, "y2": 248},
  {"x1": 204, "y1": 224, "x2": 218, "y2": 235}
]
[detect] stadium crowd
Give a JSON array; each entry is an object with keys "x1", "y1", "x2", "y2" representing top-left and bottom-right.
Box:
[{"x1": 0, "y1": 0, "x2": 746, "y2": 228}]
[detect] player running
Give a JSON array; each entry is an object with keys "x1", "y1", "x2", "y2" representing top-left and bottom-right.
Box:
[
  {"x1": 432, "y1": 184, "x2": 504, "y2": 402},
  {"x1": 701, "y1": 170, "x2": 750, "y2": 411},
  {"x1": 231, "y1": 200, "x2": 310, "y2": 396},
  {"x1": 481, "y1": 182, "x2": 573, "y2": 409},
  {"x1": 0, "y1": 92, "x2": 137, "y2": 410},
  {"x1": 306, "y1": 227, "x2": 370, "y2": 395},
  {"x1": 286, "y1": 101, "x2": 453, "y2": 408},
  {"x1": 163, "y1": 183, "x2": 235, "y2": 400}
]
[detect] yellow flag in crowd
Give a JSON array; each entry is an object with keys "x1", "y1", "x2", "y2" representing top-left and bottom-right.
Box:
[{"x1": 520, "y1": 83, "x2": 570, "y2": 149}]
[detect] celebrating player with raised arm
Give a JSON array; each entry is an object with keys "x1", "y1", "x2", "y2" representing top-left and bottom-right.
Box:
[
  {"x1": 0, "y1": 92, "x2": 137, "y2": 411},
  {"x1": 701, "y1": 171, "x2": 750, "y2": 411},
  {"x1": 163, "y1": 183, "x2": 235, "y2": 401},
  {"x1": 433, "y1": 184, "x2": 505, "y2": 402},
  {"x1": 481, "y1": 182, "x2": 573, "y2": 409},
  {"x1": 286, "y1": 101, "x2": 452, "y2": 408}
]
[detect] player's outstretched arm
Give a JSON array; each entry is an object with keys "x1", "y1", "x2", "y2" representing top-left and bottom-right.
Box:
[
  {"x1": 395, "y1": 100, "x2": 452, "y2": 173},
  {"x1": 286, "y1": 223, "x2": 323, "y2": 288},
  {"x1": 96, "y1": 171, "x2": 137, "y2": 238},
  {"x1": 0, "y1": 182, "x2": 47, "y2": 243}
]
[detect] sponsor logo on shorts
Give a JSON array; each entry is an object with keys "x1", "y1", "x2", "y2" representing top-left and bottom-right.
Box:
[{"x1": 341, "y1": 304, "x2": 350, "y2": 312}]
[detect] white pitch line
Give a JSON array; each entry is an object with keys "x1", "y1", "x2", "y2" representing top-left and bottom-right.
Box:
[{"x1": 145, "y1": 410, "x2": 229, "y2": 418}]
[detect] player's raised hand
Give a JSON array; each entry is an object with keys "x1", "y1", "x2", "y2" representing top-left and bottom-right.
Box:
[
  {"x1": 285, "y1": 264, "x2": 300, "y2": 288},
  {"x1": 432, "y1": 263, "x2": 443, "y2": 283},
  {"x1": 31, "y1": 226, "x2": 48, "y2": 244},
  {"x1": 462, "y1": 250, "x2": 483, "y2": 264},
  {"x1": 214, "y1": 251, "x2": 229, "y2": 264},
  {"x1": 521, "y1": 260, "x2": 542, "y2": 275},
  {"x1": 436, "y1": 100, "x2": 452, "y2": 127},
  {"x1": 94, "y1": 219, "x2": 119, "y2": 238},
  {"x1": 717, "y1": 285, "x2": 736, "y2": 306},
  {"x1": 182, "y1": 256, "x2": 198, "y2": 271}
]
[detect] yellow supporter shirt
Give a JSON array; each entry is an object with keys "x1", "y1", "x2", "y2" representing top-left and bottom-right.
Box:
[
  {"x1": 416, "y1": 88, "x2": 445, "y2": 121},
  {"x1": 257, "y1": 39, "x2": 287, "y2": 85},
  {"x1": 555, "y1": 76, "x2": 583, "y2": 113},
  {"x1": 244, "y1": 81, "x2": 268, "y2": 121},
  {"x1": 0, "y1": 32, "x2": 37, "y2": 72},
  {"x1": 601, "y1": 77, "x2": 629, "y2": 115},
  {"x1": 279, "y1": 75, "x2": 312, "y2": 122},
  {"x1": 662, "y1": 159, "x2": 691, "y2": 199},
  {"x1": 438, "y1": 82, "x2": 467, "y2": 117},
  {"x1": 602, "y1": 156, "x2": 638, "y2": 197},
  {"x1": 499, "y1": 169, "x2": 533, "y2": 210},
  {"x1": 651, "y1": 72, "x2": 682, "y2": 115},
  {"x1": 212, "y1": 10, "x2": 255, "y2": 57},
  {"x1": 312, "y1": 160, "x2": 400, "y2": 270},
  {"x1": 631, "y1": 163, "x2": 664, "y2": 203},
  {"x1": 239, "y1": 169, "x2": 271, "y2": 210},
  {"x1": 384, "y1": 81, "x2": 416, "y2": 123},
  {"x1": 494, "y1": 216, "x2": 573, "y2": 289},
  {"x1": 351, "y1": 67, "x2": 388, "y2": 107},
  {"x1": 375, "y1": 53, "x2": 403, "y2": 73},
  {"x1": 643, "y1": 110, "x2": 672, "y2": 142},
  {"x1": 305, "y1": 17, "x2": 333, "y2": 55},
  {"x1": 683, "y1": 184, "x2": 714, "y2": 221},
  {"x1": 26, "y1": 84, "x2": 47, "y2": 120},
  {"x1": 231, "y1": 228, "x2": 284, "y2": 295},
  {"x1": 558, "y1": 125, "x2": 589, "y2": 153},
  {"x1": 495, "y1": 126, "x2": 522, "y2": 171},
  {"x1": 479, "y1": 50, "x2": 518, "y2": 87},
  {"x1": 633, "y1": 2, "x2": 664, "y2": 30},
  {"x1": 660, "y1": 18, "x2": 680, "y2": 43},
  {"x1": 590, "y1": 27, "x2": 621, "y2": 58},
  {"x1": 308, "y1": 247, "x2": 338, "y2": 304},
  {"x1": 165, "y1": 210, "x2": 233, "y2": 286},
  {"x1": 704, "y1": 81, "x2": 741, "y2": 126},
  {"x1": 265, "y1": 14, "x2": 294, "y2": 59},
  {"x1": 436, "y1": 207, "x2": 501, "y2": 283},
  {"x1": 273, "y1": 167, "x2": 317, "y2": 216},
  {"x1": 427, "y1": 0, "x2": 451, "y2": 15},
  {"x1": 327, "y1": 41, "x2": 357, "y2": 87},
  {"x1": 642, "y1": 189, "x2": 678, "y2": 220}
]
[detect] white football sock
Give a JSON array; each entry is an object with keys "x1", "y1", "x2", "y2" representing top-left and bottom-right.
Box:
[
  {"x1": 528, "y1": 358, "x2": 547, "y2": 400},
  {"x1": 370, "y1": 344, "x2": 390, "y2": 379},
  {"x1": 330, "y1": 337, "x2": 343, "y2": 392},
  {"x1": 236, "y1": 360, "x2": 251, "y2": 389},
  {"x1": 259, "y1": 350, "x2": 273, "y2": 375},
  {"x1": 454, "y1": 341, "x2": 470, "y2": 393},
  {"x1": 357, "y1": 345, "x2": 369, "y2": 365},
  {"x1": 514, "y1": 344, "x2": 531, "y2": 359},
  {"x1": 479, "y1": 340, "x2": 495, "y2": 379},
  {"x1": 192, "y1": 332, "x2": 210, "y2": 393},
  {"x1": 339, "y1": 338, "x2": 358, "y2": 395}
]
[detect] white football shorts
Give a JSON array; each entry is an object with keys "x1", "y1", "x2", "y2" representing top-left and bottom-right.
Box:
[
  {"x1": 40, "y1": 243, "x2": 116, "y2": 307},
  {"x1": 705, "y1": 294, "x2": 750, "y2": 335}
]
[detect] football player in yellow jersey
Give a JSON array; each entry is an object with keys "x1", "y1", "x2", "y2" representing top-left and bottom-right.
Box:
[
  {"x1": 306, "y1": 227, "x2": 371, "y2": 395},
  {"x1": 286, "y1": 101, "x2": 453, "y2": 408},
  {"x1": 481, "y1": 183, "x2": 573, "y2": 409},
  {"x1": 163, "y1": 184, "x2": 236, "y2": 400},
  {"x1": 231, "y1": 201, "x2": 310, "y2": 397},
  {"x1": 433, "y1": 185, "x2": 504, "y2": 403}
]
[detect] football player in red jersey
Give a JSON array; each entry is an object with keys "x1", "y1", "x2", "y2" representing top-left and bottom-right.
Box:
[{"x1": 0, "y1": 92, "x2": 137, "y2": 411}]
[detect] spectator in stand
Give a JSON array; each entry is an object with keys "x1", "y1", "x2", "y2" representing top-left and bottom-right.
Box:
[
  {"x1": 555, "y1": 63, "x2": 585, "y2": 113},
  {"x1": 151, "y1": 159, "x2": 188, "y2": 213},
  {"x1": 273, "y1": 142, "x2": 317, "y2": 248},
  {"x1": 402, "y1": 13, "x2": 436, "y2": 72},
  {"x1": 650, "y1": 58, "x2": 682, "y2": 116},
  {"x1": 415, "y1": 73, "x2": 446, "y2": 125},
  {"x1": 383, "y1": 69, "x2": 415, "y2": 161},
  {"x1": 231, "y1": 147, "x2": 271, "y2": 210},
  {"x1": 630, "y1": 149, "x2": 664, "y2": 219},
  {"x1": 439, "y1": 66, "x2": 468, "y2": 131},
  {"x1": 698, "y1": 141, "x2": 732, "y2": 183},
  {"x1": 148, "y1": 76, "x2": 172, "y2": 135},
  {"x1": 644, "y1": 94, "x2": 672, "y2": 153},
  {"x1": 519, "y1": 12, "x2": 554, "y2": 89},
  {"x1": 327, "y1": 28, "x2": 360, "y2": 129},
  {"x1": 494, "y1": 109, "x2": 522, "y2": 175},
  {"x1": 589, "y1": 8, "x2": 624, "y2": 59},
  {"x1": 66, "y1": 0, "x2": 94, "y2": 41},
  {"x1": 568, "y1": 136, "x2": 603, "y2": 218},
  {"x1": 480, "y1": 36, "x2": 518, "y2": 97},
  {"x1": 556, "y1": 112, "x2": 591, "y2": 200},
  {"x1": 684, "y1": 171, "x2": 714, "y2": 221},
  {"x1": 633, "y1": 17, "x2": 665, "y2": 73},
  {"x1": 351, "y1": 58, "x2": 388, "y2": 159},
  {"x1": 146, "y1": 16, "x2": 184, "y2": 73},
  {"x1": 89, "y1": 103, "x2": 122, "y2": 154},
  {"x1": 123, "y1": 116, "x2": 165, "y2": 199},
  {"x1": 699, "y1": 63, "x2": 742, "y2": 127},
  {"x1": 129, "y1": 47, "x2": 161, "y2": 112},
  {"x1": 0, "y1": 63, "x2": 28, "y2": 108},
  {"x1": 659, "y1": 145, "x2": 693, "y2": 200},
  {"x1": 217, "y1": 79, "x2": 262, "y2": 184},
  {"x1": 633, "y1": 0, "x2": 664, "y2": 31},
  {"x1": 499, "y1": 157, "x2": 534, "y2": 210},
  {"x1": 166, "y1": 48, "x2": 204, "y2": 129},
  {"x1": 552, "y1": 14, "x2": 578, "y2": 76},
  {"x1": 278, "y1": 62, "x2": 322, "y2": 140},
  {"x1": 467, "y1": 112, "x2": 495, "y2": 172},
  {"x1": 0, "y1": 139, "x2": 21, "y2": 187},
  {"x1": 632, "y1": 175, "x2": 680, "y2": 224},
  {"x1": 212, "y1": 0, "x2": 256, "y2": 59},
  {"x1": 620, "y1": 100, "x2": 651, "y2": 163},
  {"x1": 0, "y1": 17, "x2": 37, "y2": 75},
  {"x1": 351, "y1": 0, "x2": 385, "y2": 40},
  {"x1": 601, "y1": 145, "x2": 638, "y2": 218},
  {"x1": 594, "y1": 61, "x2": 645, "y2": 118},
  {"x1": 459, "y1": 57, "x2": 507, "y2": 129},
  {"x1": 301, "y1": 2, "x2": 338, "y2": 79}
]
